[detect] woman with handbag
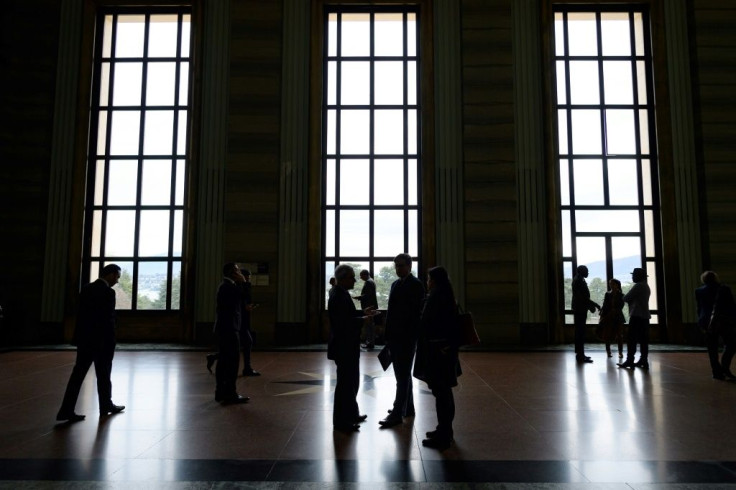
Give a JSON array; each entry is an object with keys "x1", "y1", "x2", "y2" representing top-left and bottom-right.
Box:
[
  {"x1": 597, "y1": 279, "x2": 626, "y2": 358},
  {"x1": 413, "y1": 266, "x2": 461, "y2": 451},
  {"x1": 695, "y1": 271, "x2": 736, "y2": 380}
]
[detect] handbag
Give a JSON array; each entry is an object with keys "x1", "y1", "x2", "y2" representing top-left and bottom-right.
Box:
[{"x1": 457, "y1": 305, "x2": 480, "y2": 346}]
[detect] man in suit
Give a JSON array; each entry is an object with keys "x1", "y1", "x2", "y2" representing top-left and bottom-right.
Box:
[
  {"x1": 56, "y1": 264, "x2": 125, "y2": 422},
  {"x1": 214, "y1": 263, "x2": 249, "y2": 404},
  {"x1": 239, "y1": 269, "x2": 260, "y2": 376},
  {"x1": 353, "y1": 269, "x2": 378, "y2": 350},
  {"x1": 695, "y1": 270, "x2": 736, "y2": 379},
  {"x1": 572, "y1": 265, "x2": 600, "y2": 364},
  {"x1": 379, "y1": 253, "x2": 425, "y2": 427},
  {"x1": 328, "y1": 264, "x2": 377, "y2": 432}
]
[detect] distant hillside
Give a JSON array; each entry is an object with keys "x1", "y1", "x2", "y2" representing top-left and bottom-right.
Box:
[{"x1": 579, "y1": 256, "x2": 641, "y2": 283}]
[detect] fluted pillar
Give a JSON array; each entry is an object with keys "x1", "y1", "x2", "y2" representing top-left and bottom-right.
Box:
[
  {"x1": 195, "y1": 0, "x2": 231, "y2": 323},
  {"x1": 434, "y1": 0, "x2": 466, "y2": 305}
]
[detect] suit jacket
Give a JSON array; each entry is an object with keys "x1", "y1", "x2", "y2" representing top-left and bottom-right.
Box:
[
  {"x1": 571, "y1": 274, "x2": 598, "y2": 314},
  {"x1": 73, "y1": 278, "x2": 116, "y2": 348},
  {"x1": 327, "y1": 285, "x2": 363, "y2": 361},
  {"x1": 384, "y1": 273, "x2": 425, "y2": 344},
  {"x1": 696, "y1": 283, "x2": 736, "y2": 329},
  {"x1": 214, "y1": 278, "x2": 242, "y2": 334},
  {"x1": 623, "y1": 281, "x2": 651, "y2": 320},
  {"x1": 357, "y1": 278, "x2": 378, "y2": 310}
]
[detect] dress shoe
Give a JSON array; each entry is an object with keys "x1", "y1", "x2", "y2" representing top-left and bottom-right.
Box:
[
  {"x1": 242, "y1": 369, "x2": 261, "y2": 376},
  {"x1": 724, "y1": 370, "x2": 736, "y2": 380},
  {"x1": 634, "y1": 360, "x2": 649, "y2": 370},
  {"x1": 576, "y1": 356, "x2": 593, "y2": 364},
  {"x1": 361, "y1": 343, "x2": 375, "y2": 351},
  {"x1": 713, "y1": 373, "x2": 726, "y2": 380},
  {"x1": 334, "y1": 423, "x2": 360, "y2": 432},
  {"x1": 99, "y1": 404, "x2": 125, "y2": 416},
  {"x1": 206, "y1": 354, "x2": 216, "y2": 374},
  {"x1": 56, "y1": 412, "x2": 85, "y2": 422},
  {"x1": 378, "y1": 415, "x2": 403, "y2": 427},
  {"x1": 422, "y1": 437, "x2": 452, "y2": 450},
  {"x1": 426, "y1": 429, "x2": 438, "y2": 439},
  {"x1": 355, "y1": 414, "x2": 368, "y2": 423},
  {"x1": 222, "y1": 394, "x2": 250, "y2": 404},
  {"x1": 617, "y1": 360, "x2": 635, "y2": 369}
]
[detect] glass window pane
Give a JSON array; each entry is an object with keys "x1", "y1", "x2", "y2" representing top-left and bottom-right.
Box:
[
  {"x1": 341, "y1": 13, "x2": 370, "y2": 56},
  {"x1": 325, "y1": 210, "x2": 335, "y2": 257},
  {"x1": 107, "y1": 160, "x2": 138, "y2": 205},
  {"x1": 568, "y1": 61, "x2": 599, "y2": 105},
  {"x1": 91, "y1": 210, "x2": 102, "y2": 256},
  {"x1": 636, "y1": 61, "x2": 647, "y2": 104},
  {"x1": 100, "y1": 62, "x2": 111, "y2": 106},
  {"x1": 138, "y1": 210, "x2": 170, "y2": 256},
  {"x1": 141, "y1": 160, "x2": 172, "y2": 205},
  {"x1": 105, "y1": 211, "x2": 136, "y2": 256},
  {"x1": 567, "y1": 13, "x2": 597, "y2": 56},
  {"x1": 571, "y1": 110, "x2": 601, "y2": 154},
  {"x1": 407, "y1": 159, "x2": 417, "y2": 205},
  {"x1": 177, "y1": 110, "x2": 188, "y2": 155},
  {"x1": 374, "y1": 159, "x2": 404, "y2": 205},
  {"x1": 326, "y1": 159, "x2": 336, "y2": 205},
  {"x1": 325, "y1": 261, "x2": 336, "y2": 305},
  {"x1": 605, "y1": 109, "x2": 636, "y2": 155},
  {"x1": 603, "y1": 61, "x2": 634, "y2": 105},
  {"x1": 407, "y1": 61, "x2": 417, "y2": 105},
  {"x1": 644, "y1": 210, "x2": 655, "y2": 256},
  {"x1": 143, "y1": 110, "x2": 174, "y2": 155},
  {"x1": 340, "y1": 159, "x2": 369, "y2": 205},
  {"x1": 557, "y1": 110, "x2": 568, "y2": 155},
  {"x1": 173, "y1": 210, "x2": 183, "y2": 257},
  {"x1": 90, "y1": 261, "x2": 101, "y2": 282},
  {"x1": 572, "y1": 159, "x2": 604, "y2": 205},
  {"x1": 563, "y1": 260, "x2": 572, "y2": 309},
  {"x1": 554, "y1": 13, "x2": 565, "y2": 56},
  {"x1": 102, "y1": 16, "x2": 113, "y2": 58},
  {"x1": 326, "y1": 110, "x2": 336, "y2": 154},
  {"x1": 112, "y1": 63, "x2": 143, "y2": 106},
  {"x1": 612, "y1": 237, "x2": 641, "y2": 282},
  {"x1": 327, "y1": 61, "x2": 337, "y2": 105},
  {"x1": 639, "y1": 109, "x2": 650, "y2": 154},
  {"x1": 641, "y1": 159, "x2": 652, "y2": 206},
  {"x1": 406, "y1": 14, "x2": 417, "y2": 57},
  {"x1": 340, "y1": 110, "x2": 369, "y2": 154},
  {"x1": 374, "y1": 210, "x2": 404, "y2": 257},
  {"x1": 374, "y1": 110, "x2": 404, "y2": 155},
  {"x1": 575, "y1": 210, "x2": 640, "y2": 232},
  {"x1": 94, "y1": 160, "x2": 105, "y2": 205},
  {"x1": 341, "y1": 61, "x2": 370, "y2": 105},
  {"x1": 138, "y1": 261, "x2": 168, "y2": 310},
  {"x1": 374, "y1": 261, "x2": 398, "y2": 309},
  {"x1": 171, "y1": 261, "x2": 181, "y2": 309},
  {"x1": 408, "y1": 109, "x2": 417, "y2": 155},
  {"x1": 408, "y1": 210, "x2": 418, "y2": 257},
  {"x1": 555, "y1": 61, "x2": 567, "y2": 104},
  {"x1": 115, "y1": 16, "x2": 145, "y2": 58},
  {"x1": 175, "y1": 159, "x2": 186, "y2": 205},
  {"x1": 179, "y1": 62, "x2": 190, "y2": 106},
  {"x1": 646, "y1": 262, "x2": 657, "y2": 310},
  {"x1": 328, "y1": 14, "x2": 338, "y2": 57},
  {"x1": 146, "y1": 62, "x2": 176, "y2": 106},
  {"x1": 559, "y1": 159, "x2": 570, "y2": 205},
  {"x1": 608, "y1": 159, "x2": 639, "y2": 205},
  {"x1": 561, "y1": 210, "x2": 571, "y2": 256},
  {"x1": 97, "y1": 111, "x2": 108, "y2": 155},
  {"x1": 148, "y1": 15, "x2": 178, "y2": 58},
  {"x1": 375, "y1": 62, "x2": 404, "y2": 105},
  {"x1": 633, "y1": 13, "x2": 644, "y2": 56},
  {"x1": 575, "y1": 236, "x2": 606, "y2": 308},
  {"x1": 110, "y1": 111, "x2": 140, "y2": 155},
  {"x1": 374, "y1": 13, "x2": 403, "y2": 56},
  {"x1": 112, "y1": 262, "x2": 134, "y2": 310},
  {"x1": 601, "y1": 13, "x2": 631, "y2": 56},
  {"x1": 339, "y1": 210, "x2": 369, "y2": 256},
  {"x1": 180, "y1": 15, "x2": 191, "y2": 58}
]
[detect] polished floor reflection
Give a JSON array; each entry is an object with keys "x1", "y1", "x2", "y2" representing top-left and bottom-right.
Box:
[{"x1": 1, "y1": 349, "x2": 736, "y2": 488}]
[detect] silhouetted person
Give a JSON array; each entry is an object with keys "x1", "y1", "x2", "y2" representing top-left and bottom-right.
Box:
[
  {"x1": 353, "y1": 269, "x2": 378, "y2": 350},
  {"x1": 618, "y1": 267, "x2": 652, "y2": 369},
  {"x1": 413, "y1": 266, "x2": 461, "y2": 451},
  {"x1": 380, "y1": 253, "x2": 425, "y2": 427},
  {"x1": 214, "y1": 263, "x2": 249, "y2": 404},
  {"x1": 572, "y1": 265, "x2": 600, "y2": 363},
  {"x1": 695, "y1": 270, "x2": 736, "y2": 380},
  {"x1": 239, "y1": 269, "x2": 260, "y2": 376},
  {"x1": 56, "y1": 264, "x2": 125, "y2": 422},
  {"x1": 328, "y1": 264, "x2": 378, "y2": 432},
  {"x1": 598, "y1": 279, "x2": 625, "y2": 358}
]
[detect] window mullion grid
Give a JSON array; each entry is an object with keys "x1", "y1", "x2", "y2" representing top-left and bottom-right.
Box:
[
  {"x1": 562, "y1": 12, "x2": 578, "y2": 270},
  {"x1": 368, "y1": 11, "x2": 375, "y2": 270},
  {"x1": 402, "y1": 11, "x2": 410, "y2": 255},
  {"x1": 334, "y1": 12, "x2": 342, "y2": 264}
]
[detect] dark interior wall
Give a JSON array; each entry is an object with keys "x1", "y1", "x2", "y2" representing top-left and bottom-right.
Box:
[
  {"x1": 0, "y1": 1, "x2": 61, "y2": 344},
  {"x1": 692, "y1": 1, "x2": 736, "y2": 280},
  {"x1": 225, "y1": 1, "x2": 283, "y2": 345}
]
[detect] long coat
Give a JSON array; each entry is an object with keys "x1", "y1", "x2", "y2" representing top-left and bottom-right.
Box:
[
  {"x1": 413, "y1": 287, "x2": 461, "y2": 389},
  {"x1": 384, "y1": 274, "x2": 425, "y2": 345}
]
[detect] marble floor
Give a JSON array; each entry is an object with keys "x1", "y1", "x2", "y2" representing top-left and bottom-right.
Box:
[{"x1": 1, "y1": 348, "x2": 736, "y2": 489}]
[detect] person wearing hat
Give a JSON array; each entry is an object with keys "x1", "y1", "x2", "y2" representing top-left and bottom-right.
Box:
[{"x1": 618, "y1": 267, "x2": 652, "y2": 369}]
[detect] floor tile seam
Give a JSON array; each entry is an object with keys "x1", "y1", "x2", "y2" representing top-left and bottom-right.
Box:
[{"x1": 269, "y1": 409, "x2": 309, "y2": 479}]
